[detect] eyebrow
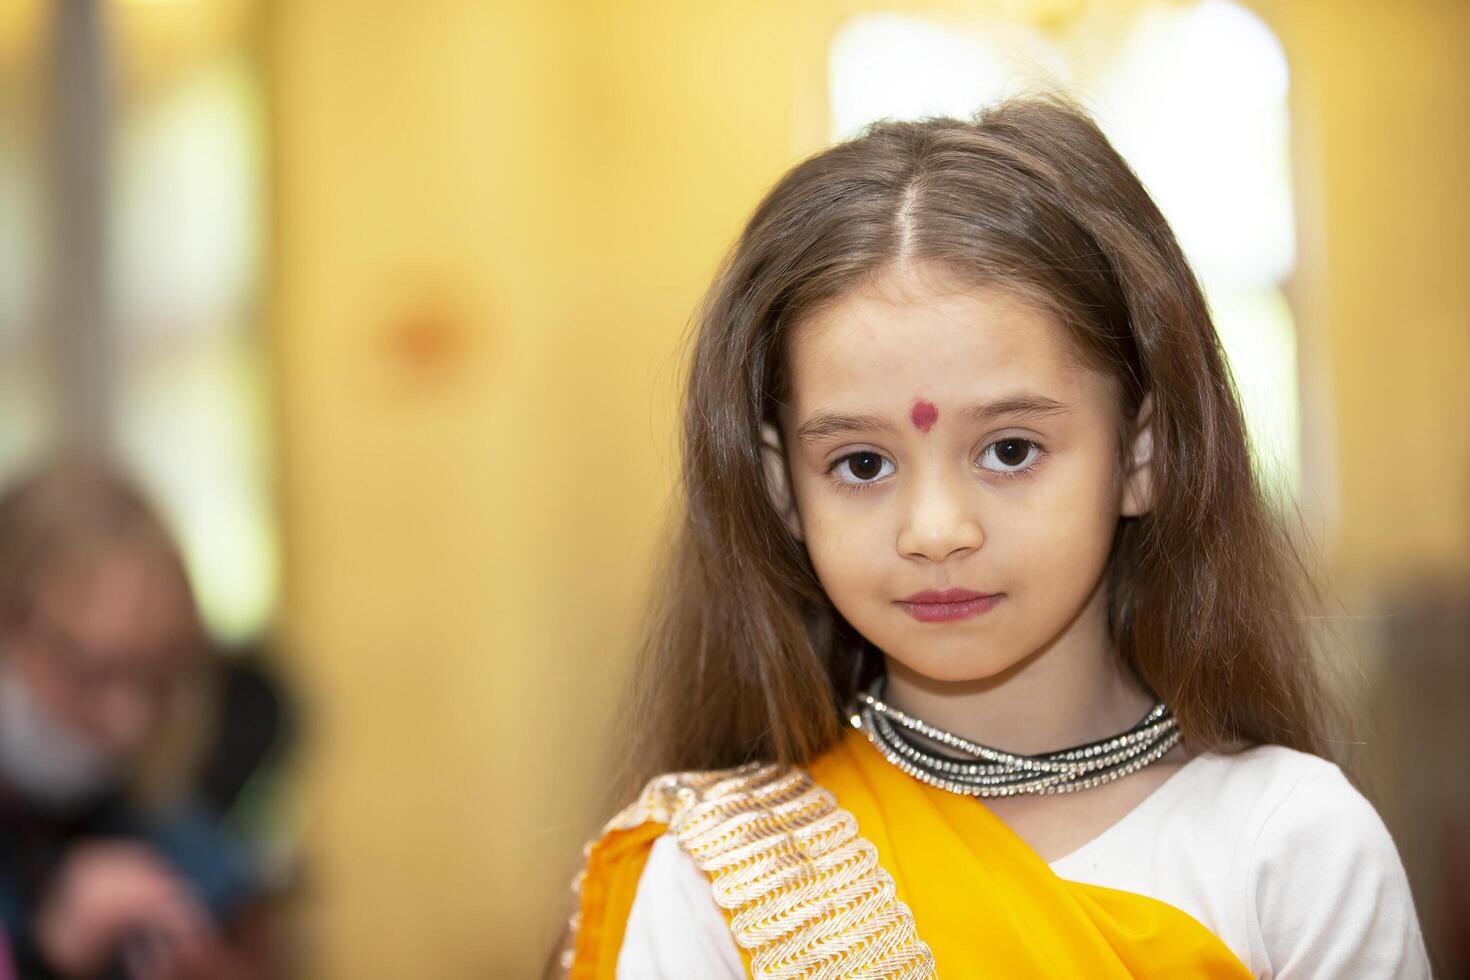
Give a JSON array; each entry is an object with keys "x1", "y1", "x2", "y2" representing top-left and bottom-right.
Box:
[{"x1": 794, "y1": 393, "x2": 1071, "y2": 446}]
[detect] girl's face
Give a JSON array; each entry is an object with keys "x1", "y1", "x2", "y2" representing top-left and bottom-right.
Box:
[{"x1": 767, "y1": 262, "x2": 1152, "y2": 683}]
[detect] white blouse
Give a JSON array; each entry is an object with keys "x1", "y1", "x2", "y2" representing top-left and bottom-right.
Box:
[{"x1": 615, "y1": 744, "x2": 1432, "y2": 978}]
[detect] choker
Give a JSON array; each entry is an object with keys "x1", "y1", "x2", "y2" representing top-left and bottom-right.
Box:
[{"x1": 849, "y1": 678, "x2": 1181, "y2": 797}]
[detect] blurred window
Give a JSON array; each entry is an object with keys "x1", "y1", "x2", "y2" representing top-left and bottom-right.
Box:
[
  {"x1": 110, "y1": 51, "x2": 276, "y2": 644},
  {"x1": 0, "y1": 3, "x2": 277, "y2": 644}
]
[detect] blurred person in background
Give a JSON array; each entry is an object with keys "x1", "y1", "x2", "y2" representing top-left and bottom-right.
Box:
[{"x1": 0, "y1": 457, "x2": 275, "y2": 979}]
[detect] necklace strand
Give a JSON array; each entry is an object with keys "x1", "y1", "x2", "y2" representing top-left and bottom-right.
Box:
[{"x1": 850, "y1": 678, "x2": 1181, "y2": 798}]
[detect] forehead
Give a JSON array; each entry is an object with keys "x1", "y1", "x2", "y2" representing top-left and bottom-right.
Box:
[{"x1": 784, "y1": 265, "x2": 1103, "y2": 417}]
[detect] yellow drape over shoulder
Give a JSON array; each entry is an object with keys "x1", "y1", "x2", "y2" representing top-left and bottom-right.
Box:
[
  {"x1": 566, "y1": 729, "x2": 1251, "y2": 978},
  {"x1": 567, "y1": 820, "x2": 666, "y2": 979},
  {"x1": 808, "y1": 729, "x2": 1250, "y2": 978}
]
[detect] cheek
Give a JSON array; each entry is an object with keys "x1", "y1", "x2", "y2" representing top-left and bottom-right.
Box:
[
  {"x1": 790, "y1": 484, "x2": 888, "y2": 601},
  {"x1": 1008, "y1": 456, "x2": 1121, "y2": 589},
  {"x1": 802, "y1": 505, "x2": 877, "y2": 588}
]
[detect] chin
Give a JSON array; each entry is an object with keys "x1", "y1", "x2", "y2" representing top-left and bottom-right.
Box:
[{"x1": 885, "y1": 645, "x2": 1029, "y2": 685}]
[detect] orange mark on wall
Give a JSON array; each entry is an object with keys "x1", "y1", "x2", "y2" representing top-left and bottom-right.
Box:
[{"x1": 381, "y1": 297, "x2": 471, "y2": 388}]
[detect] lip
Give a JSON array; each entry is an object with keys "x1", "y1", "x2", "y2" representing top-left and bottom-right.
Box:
[{"x1": 895, "y1": 589, "x2": 1003, "y2": 623}]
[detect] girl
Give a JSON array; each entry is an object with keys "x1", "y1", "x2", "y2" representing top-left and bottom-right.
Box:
[{"x1": 556, "y1": 95, "x2": 1430, "y2": 978}]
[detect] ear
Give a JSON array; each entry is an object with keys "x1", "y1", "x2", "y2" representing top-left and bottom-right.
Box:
[
  {"x1": 760, "y1": 421, "x2": 804, "y2": 541},
  {"x1": 1119, "y1": 392, "x2": 1156, "y2": 518}
]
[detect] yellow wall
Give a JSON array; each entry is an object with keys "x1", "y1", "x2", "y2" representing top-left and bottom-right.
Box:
[
  {"x1": 1267, "y1": 0, "x2": 1470, "y2": 591},
  {"x1": 266, "y1": 1, "x2": 1469, "y2": 976},
  {"x1": 268, "y1": 3, "x2": 834, "y2": 974}
]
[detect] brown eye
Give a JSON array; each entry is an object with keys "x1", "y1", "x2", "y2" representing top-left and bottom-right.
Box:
[
  {"x1": 980, "y1": 438, "x2": 1042, "y2": 475},
  {"x1": 995, "y1": 439, "x2": 1029, "y2": 466},
  {"x1": 832, "y1": 451, "x2": 894, "y2": 485},
  {"x1": 849, "y1": 452, "x2": 884, "y2": 479}
]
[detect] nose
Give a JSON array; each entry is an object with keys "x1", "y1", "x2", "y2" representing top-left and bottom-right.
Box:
[{"x1": 896, "y1": 468, "x2": 984, "y2": 562}]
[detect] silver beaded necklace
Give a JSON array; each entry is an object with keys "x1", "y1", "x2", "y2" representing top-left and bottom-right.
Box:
[{"x1": 849, "y1": 677, "x2": 1181, "y2": 798}]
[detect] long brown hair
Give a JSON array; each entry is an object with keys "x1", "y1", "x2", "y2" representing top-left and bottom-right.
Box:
[{"x1": 618, "y1": 93, "x2": 1335, "y2": 799}]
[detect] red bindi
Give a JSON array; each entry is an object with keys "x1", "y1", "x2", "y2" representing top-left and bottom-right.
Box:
[{"x1": 909, "y1": 398, "x2": 938, "y2": 434}]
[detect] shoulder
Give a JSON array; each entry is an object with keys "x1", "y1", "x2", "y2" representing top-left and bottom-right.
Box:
[
  {"x1": 1188, "y1": 741, "x2": 1337, "y2": 808},
  {"x1": 574, "y1": 762, "x2": 794, "y2": 978},
  {"x1": 1184, "y1": 744, "x2": 1409, "y2": 893},
  {"x1": 1203, "y1": 745, "x2": 1432, "y2": 978},
  {"x1": 1199, "y1": 743, "x2": 1400, "y2": 872},
  {"x1": 1171, "y1": 743, "x2": 1388, "y2": 860},
  {"x1": 616, "y1": 833, "x2": 745, "y2": 979},
  {"x1": 1146, "y1": 743, "x2": 1376, "y2": 871}
]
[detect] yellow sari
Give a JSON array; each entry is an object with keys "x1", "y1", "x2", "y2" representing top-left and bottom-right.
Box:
[{"x1": 566, "y1": 728, "x2": 1250, "y2": 978}]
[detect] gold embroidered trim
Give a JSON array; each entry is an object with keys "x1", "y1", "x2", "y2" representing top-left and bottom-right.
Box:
[{"x1": 563, "y1": 762, "x2": 937, "y2": 979}]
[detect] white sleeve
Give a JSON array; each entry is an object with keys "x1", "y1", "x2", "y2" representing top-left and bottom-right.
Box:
[
  {"x1": 615, "y1": 832, "x2": 746, "y2": 980},
  {"x1": 1248, "y1": 763, "x2": 1432, "y2": 979}
]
